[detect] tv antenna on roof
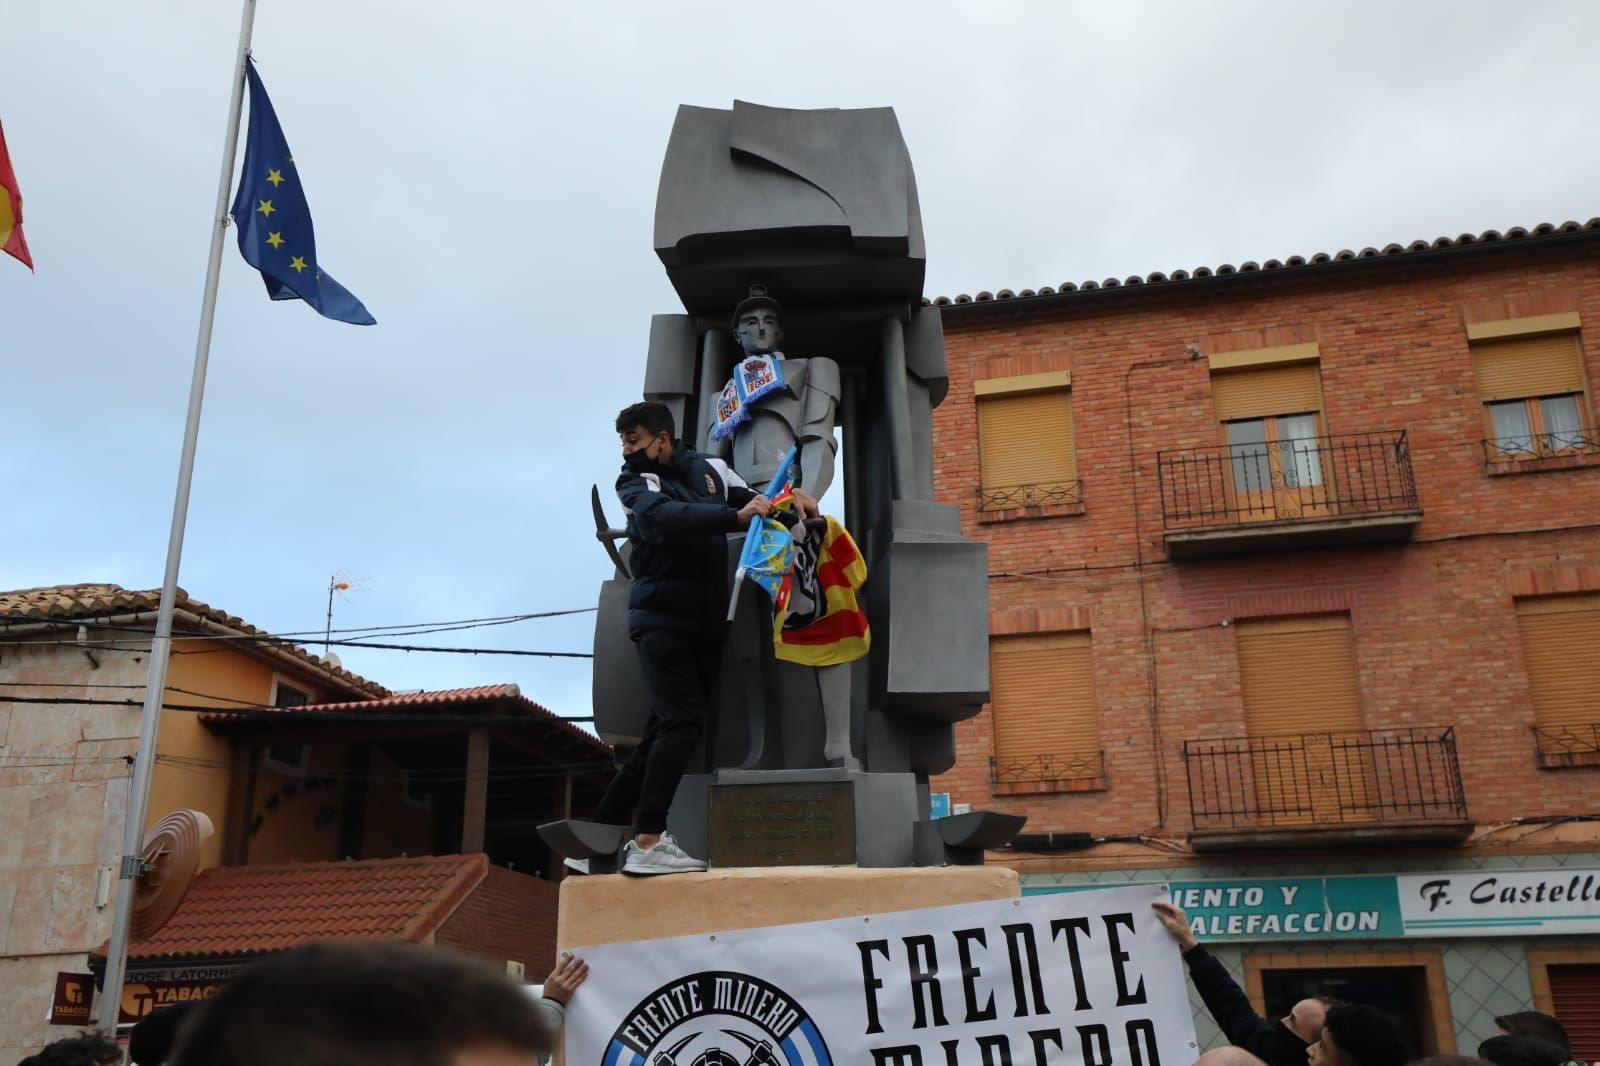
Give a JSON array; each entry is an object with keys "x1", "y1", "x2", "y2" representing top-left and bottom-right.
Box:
[{"x1": 325, "y1": 568, "x2": 370, "y2": 652}]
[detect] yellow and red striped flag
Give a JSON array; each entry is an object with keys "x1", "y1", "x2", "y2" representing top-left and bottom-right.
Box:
[{"x1": 0, "y1": 120, "x2": 33, "y2": 271}]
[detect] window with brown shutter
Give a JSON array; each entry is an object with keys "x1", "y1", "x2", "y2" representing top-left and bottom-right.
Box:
[
  {"x1": 1516, "y1": 594, "x2": 1600, "y2": 760},
  {"x1": 1471, "y1": 333, "x2": 1595, "y2": 459},
  {"x1": 1212, "y1": 363, "x2": 1324, "y2": 423},
  {"x1": 1211, "y1": 363, "x2": 1330, "y2": 520},
  {"x1": 1235, "y1": 614, "x2": 1371, "y2": 824},
  {"x1": 976, "y1": 389, "x2": 1077, "y2": 511},
  {"x1": 988, "y1": 631, "x2": 1104, "y2": 791}
]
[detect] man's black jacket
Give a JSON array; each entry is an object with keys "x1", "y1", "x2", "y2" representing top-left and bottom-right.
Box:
[
  {"x1": 1184, "y1": 945, "x2": 1310, "y2": 1066},
  {"x1": 616, "y1": 444, "x2": 757, "y2": 638}
]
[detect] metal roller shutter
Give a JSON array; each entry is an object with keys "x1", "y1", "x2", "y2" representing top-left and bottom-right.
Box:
[
  {"x1": 1515, "y1": 594, "x2": 1600, "y2": 732},
  {"x1": 1212, "y1": 363, "x2": 1323, "y2": 422},
  {"x1": 1237, "y1": 615, "x2": 1364, "y2": 735},
  {"x1": 1548, "y1": 964, "x2": 1600, "y2": 1064},
  {"x1": 990, "y1": 632, "x2": 1099, "y2": 764},
  {"x1": 977, "y1": 391, "x2": 1075, "y2": 489},
  {"x1": 1236, "y1": 615, "x2": 1368, "y2": 823},
  {"x1": 1471, "y1": 334, "x2": 1585, "y2": 401}
]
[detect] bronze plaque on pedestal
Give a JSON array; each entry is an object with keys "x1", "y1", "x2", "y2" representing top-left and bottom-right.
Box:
[{"x1": 708, "y1": 781, "x2": 857, "y2": 867}]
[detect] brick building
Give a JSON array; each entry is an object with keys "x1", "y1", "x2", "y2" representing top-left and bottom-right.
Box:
[{"x1": 927, "y1": 219, "x2": 1600, "y2": 1059}]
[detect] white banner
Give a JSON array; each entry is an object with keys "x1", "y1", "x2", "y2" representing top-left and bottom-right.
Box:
[{"x1": 564, "y1": 883, "x2": 1196, "y2": 1066}]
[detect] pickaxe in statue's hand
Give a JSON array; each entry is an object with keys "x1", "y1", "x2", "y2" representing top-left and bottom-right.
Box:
[{"x1": 591, "y1": 484, "x2": 631, "y2": 580}]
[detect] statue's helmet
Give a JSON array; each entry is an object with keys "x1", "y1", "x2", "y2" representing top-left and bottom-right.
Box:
[{"x1": 731, "y1": 284, "x2": 782, "y2": 332}]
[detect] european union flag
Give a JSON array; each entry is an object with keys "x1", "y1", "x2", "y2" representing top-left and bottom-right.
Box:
[{"x1": 229, "y1": 57, "x2": 374, "y2": 325}]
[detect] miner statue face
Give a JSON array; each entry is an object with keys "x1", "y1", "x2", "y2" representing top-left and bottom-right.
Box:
[{"x1": 734, "y1": 304, "x2": 783, "y2": 357}]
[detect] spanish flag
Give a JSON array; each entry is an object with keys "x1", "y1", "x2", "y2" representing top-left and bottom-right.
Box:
[{"x1": 0, "y1": 120, "x2": 32, "y2": 271}]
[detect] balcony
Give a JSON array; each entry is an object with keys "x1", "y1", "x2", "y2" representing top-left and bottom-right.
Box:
[
  {"x1": 1158, "y1": 430, "x2": 1422, "y2": 559},
  {"x1": 1184, "y1": 727, "x2": 1472, "y2": 851},
  {"x1": 990, "y1": 751, "x2": 1107, "y2": 795}
]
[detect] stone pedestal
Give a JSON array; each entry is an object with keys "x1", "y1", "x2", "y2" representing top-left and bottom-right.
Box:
[
  {"x1": 671, "y1": 766, "x2": 919, "y2": 868},
  {"x1": 557, "y1": 863, "x2": 1018, "y2": 952}
]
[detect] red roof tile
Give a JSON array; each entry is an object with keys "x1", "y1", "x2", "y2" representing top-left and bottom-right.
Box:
[
  {"x1": 929, "y1": 217, "x2": 1600, "y2": 310},
  {"x1": 197, "y1": 683, "x2": 609, "y2": 753},
  {"x1": 0, "y1": 583, "x2": 386, "y2": 697},
  {"x1": 97, "y1": 854, "x2": 489, "y2": 962}
]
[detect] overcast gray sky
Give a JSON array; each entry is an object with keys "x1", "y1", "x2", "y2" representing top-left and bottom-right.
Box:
[{"x1": 5, "y1": 1, "x2": 1598, "y2": 722}]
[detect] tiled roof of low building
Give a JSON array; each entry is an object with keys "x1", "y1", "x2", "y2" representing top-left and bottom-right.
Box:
[
  {"x1": 95, "y1": 853, "x2": 489, "y2": 962},
  {"x1": 198, "y1": 682, "x2": 609, "y2": 753},
  {"x1": 0, "y1": 583, "x2": 388, "y2": 697},
  {"x1": 928, "y1": 217, "x2": 1600, "y2": 311}
]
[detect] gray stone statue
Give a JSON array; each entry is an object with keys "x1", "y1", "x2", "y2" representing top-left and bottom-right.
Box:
[
  {"x1": 555, "y1": 101, "x2": 1018, "y2": 871},
  {"x1": 704, "y1": 286, "x2": 857, "y2": 769},
  {"x1": 709, "y1": 286, "x2": 840, "y2": 500}
]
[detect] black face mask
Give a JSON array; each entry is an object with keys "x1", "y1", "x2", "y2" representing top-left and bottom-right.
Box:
[{"x1": 623, "y1": 438, "x2": 666, "y2": 473}]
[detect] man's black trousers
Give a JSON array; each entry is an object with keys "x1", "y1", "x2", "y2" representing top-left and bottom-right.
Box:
[{"x1": 594, "y1": 626, "x2": 722, "y2": 836}]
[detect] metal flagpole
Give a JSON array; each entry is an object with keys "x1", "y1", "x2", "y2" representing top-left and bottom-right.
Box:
[{"x1": 97, "y1": 0, "x2": 258, "y2": 1034}]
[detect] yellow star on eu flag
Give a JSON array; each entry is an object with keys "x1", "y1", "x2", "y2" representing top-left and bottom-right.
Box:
[
  {"x1": 265, "y1": 231, "x2": 284, "y2": 250},
  {"x1": 266, "y1": 168, "x2": 285, "y2": 187},
  {"x1": 289, "y1": 255, "x2": 308, "y2": 273},
  {"x1": 256, "y1": 199, "x2": 275, "y2": 218}
]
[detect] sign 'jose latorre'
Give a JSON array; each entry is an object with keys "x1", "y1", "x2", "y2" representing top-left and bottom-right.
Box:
[{"x1": 565, "y1": 884, "x2": 1196, "y2": 1066}]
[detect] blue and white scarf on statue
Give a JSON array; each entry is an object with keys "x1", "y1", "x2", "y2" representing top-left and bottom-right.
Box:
[{"x1": 710, "y1": 352, "x2": 785, "y2": 442}]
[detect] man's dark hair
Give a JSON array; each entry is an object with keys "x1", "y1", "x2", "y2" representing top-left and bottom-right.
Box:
[
  {"x1": 18, "y1": 1032, "x2": 120, "y2": 1066},
  {"x1": 1477, "y1": 1036, "x2": 1569, "y2": 1066},
  {"x1": 129, "y1": 1000, "x2": 200, "y2": 1065},
  {"x1": 170, "y1": 940, "x2": 556, "y2": 1066},
  {"x1": 616, "y1": 400, "x2": 674, "y2": 440},
  {"x1": 1323, "y1": 1003, "x2": 1408, "y2": 1066},
  {"x1": 1494, "y1": 1013, "x2": 1572, "y2": 1055},
  {"x1": 1410, "y1": 1056, "x2": 1495, "y2": 1066}
]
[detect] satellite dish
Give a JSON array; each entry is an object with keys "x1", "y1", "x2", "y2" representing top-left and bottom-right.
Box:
[
  {"x1": 131, "y1": 809, "x2": 214, "y2": 940},
  {"x1": 323, "y1": 652, "x2": 342, "y2": 669}
]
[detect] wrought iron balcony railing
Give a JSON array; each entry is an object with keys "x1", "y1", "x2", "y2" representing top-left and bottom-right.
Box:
[
  {"x1": 1483, "y1": 430, "x2": 1600, "y2": 463},
  {"x1": 1532, "y1": 723, "x2": 1600, "y2": 757},
  {"x1": 978, "y1": 479, "x2": 1084, "y2": 513},
  {"x1": 1158, "y1": 430, "x2": 1418, "y2": 530},
  {"x1": 1184, "y1": 727, "x2": 1467, "y2": 831},
  {"x1": 991, "y1": 751, "x2": 1105, "y2": 786}
]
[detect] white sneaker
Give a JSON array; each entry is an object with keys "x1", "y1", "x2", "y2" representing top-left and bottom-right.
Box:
[
  {"x1": 622, "y1": 833, "x2": 707, "y2": 876},
  {"x1": 562, "y1": 856, "x2": 590, "y2": 876}
]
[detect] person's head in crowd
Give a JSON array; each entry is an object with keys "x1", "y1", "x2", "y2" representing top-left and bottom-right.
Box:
[
  {"x1": 171, "y1": 940, "x2": 562, "y2": 1066},
  {"x1": 1308, "y1": 1004, "x2": 1408, "y2": 1066},
  {"x1": 17, "y1": 1032, "x2": 120, "y2": 1066},
  {"x1": 1195, "y1": 1046, "x2": 1272, "y2": 1066},
  {"x1": 1477, "y1": 1036, "x2": 1569, "y2": 1066},
  {"x1": 1410, "y1": 1055, "x2": 1496, "y2": 1066},
  {"x1": 1494, "y1": 1014, "x2": 1573, "y2": 1056},
  {"x1": 129, "y1": 1000, "x2": 201, "y2": 1065},
  {"x1": 1283, "y1": 996, "x2": 1339, "y2": 1045}
]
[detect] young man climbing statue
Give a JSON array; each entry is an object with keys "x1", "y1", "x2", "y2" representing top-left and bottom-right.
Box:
[{"x1": 580, "y1": 400, "x2": 794, "y2": 874}]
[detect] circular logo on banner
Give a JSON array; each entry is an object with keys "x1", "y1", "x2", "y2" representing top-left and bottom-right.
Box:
[{"x1": 603, "y1": 970, "x2": 832, "y2": 1066}]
